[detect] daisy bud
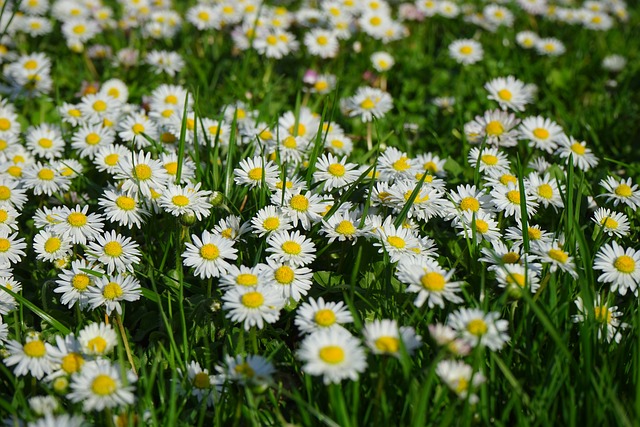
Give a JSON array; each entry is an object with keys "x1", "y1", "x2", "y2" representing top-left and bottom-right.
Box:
[
  {"x1": 179, "y1": 212, "x2": 197, "y2": 227},
  {"x1": 52, "y1": 376, "x2": 69, "y2": 393},
  {"x1": 209, "y1": 191, "x2": 224, "y2": 207}
]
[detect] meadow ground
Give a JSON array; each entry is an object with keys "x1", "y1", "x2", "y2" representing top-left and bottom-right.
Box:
[{"x1": 0, "y1": 0, "x2": 639, "y2": 425}]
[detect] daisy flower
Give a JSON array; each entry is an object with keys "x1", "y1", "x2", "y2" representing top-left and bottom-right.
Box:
[
  {"x1": 78, "y1": 322, "x2": 118, "y2": 357},
  {"x1": 448, "y1": 39, "x2": 483, "y2": 65},
  {"x1": 0, "y1": 230, "x2": 27, "y2": 266},
  {"x1": 602, "y1": 54, "x2": 626, "y2": 72},
  {"x1": 233, "y1": 156, "x2": 279, "y2": 189},
  {"x1": 67, "y1": 359, "x2": 136, "y2": 411},
  {"x1": 534, "y1": 240, "x2": 578, "y2": 279},
  {"x1": 52, "y1": 205, "x2": 105, "y2": 245},
  {"x1": 536, "y1": 37, "x2": 565, "y2": 56},
  {"x1": 371, "y1": 51, "x2": 395, "y2": 72},
  {"x1": 216, "y1": 354, "x2": 276, "y2": 387},
  {"x1": 396, "y1": 259, "x2": 464, "y2": 308},
  {"x1": 274, "y1": 190, "x2": 326, "y2": 231},
  {"x1": 373, "y1": 219, "x2": 421, "y2": 263},
  {"x1": 0, "y1": 204, "x2": 19, "y2": 232},
  {"x1": 145, "y1": 50, "x2": 185, "y2": 76},
  {"x1": 470, "y1": 109, "x2": 521, "y2": 148},
  {"x1": 447, "y1": 308, "x2": 510, "y2": 351},
  {"x1": 98, "y1": 189, "x2": 149, "y2": 229},
  {"x1": 342, "y1": 86, "x2": 393, "y2": 122},
  {"x1": 495, "y1": 264, "x2": 541, "y2": 296},
  {"x1": 599, "y1": 176, "x2": 640, "y2": 209},
  {"x1": 491, "y1": 182, "x2": 538, "y2": 220},
  {"x1": 525, "y1": 172, "x2": 564, "y2": 210},
  {"x1": 436, "y1": 360, "x2": 485, "y2": 404},
  {"x1": 320, "y1": 210, "x2": 369, "y2": 244},
  {"x1": 28, "y1": 414, "x2": 85, "y2": 427},
  {"x1": 505, "y1": 223, "x2": 552, "y2": 250},
  {"x1": 180, "y1": 360, "x2": 219, "y2": 407},
  {"x1": 516, "y1": 31, "x2": 539, "y2": 49},
  {"x1": 295, "y1": 297, "x2": 353, "y2": 335},
  {"x1": 266, "y1": 230, "x2": 316, "y2": 267},
  {"x1": 219, "y1": 264, "x2": 270, "y2": 290},
  {"x1": 87, "y1": 273, "x2": 142, "y2": 315},
  {"x1": 33, "y1": 230, "x2": 72, "y2": 263},
  {"x1": 376, "y1": 147, "x2": 419, "y2": 183},
  {"x1": 86, "y1": 230, "x2": 141, "y2": 275},
  {"x1": 479, "y1": 240, "x2": 540, "y2": 272},
  {"x1": 118, "y1": 113, "x2": 159, "y2": 148},
  {"x1": 413, "y1": 152, "x2": 447, "y2": 178},
  {"x1": 54, "y1": 259, "x2": 103, "y2": 310},
  {"x1": 485, "y1": 76, "x2": 533, "y2": 112},
  {"x1": 456, "y1": 211, "x2": 502, "y2": 244},
  {"x1": 572, "y1": 295, "x2": 626, "y2": 343},
  {"x1": 114, "y1": 150, "x2": 169, "y2": 198},
  {"x1": 304, "y1": 29, "x2": 340, "y2": 58},
  {"x1": 46, "y1": 334, "x2": 86, "y2": 380},
  {"x1": 592, "y1": 207, "x2": 629, "y2": 237},
  {"x1": 251, "y1": 205, "x2": 292, "y2": 237},
  {"x1": 387, "y1": 180, "x2": 447, "y2": 222},
  {"x1": 313, "y1": 153, "x2": 360, "y2": 192},
  {"x1": 158, "y1": 183, "x2": 212, "y2": 221},
  {"x1": 363, "y1": 319, "x2": 421, "y2": 358},
  {"x1": 467, "y1": 147, "x2": 510, "y2": 174},
  {"x1": 21, "y1": 162, "x2": 71, "y2": 196},
  {"x1": 70, "y1": 124, "x2": 115, "y2": 159},
  {"x1": 264, "y1": 258, "x2": 313, "y2": 301},
  {"x1": 555, "y1": 135, "x2": 599, "y2": 171},
  {"x1": 483, "y1": 4, "x2": 514, "y2": 27},
  {"x1": 0, "y1": 317, "x2": 8, "y2": 344},
  {"x1": 27, "y1": 395, "x2": 60, "y2": 417},
  {"x1": 182, "y1": 230, "x2": 238, "y2": 279},
  {"x1": 0, "y1": 178, "x2": 28, "y2": 209},
  {"x1": 594, "y1": 241, "x2": 640, "y2": 296},
  {"x1": 446, "y1": 184, "x2": 493, "y2": 220},
  {"x1": 0, "y1": 274, "x2": 21, "y2": 315},
  {"x1": 3, "y1": 335, "x2": 56, "y2": 379},
  {"x1": 212, "y1": 215, "x2": 251, "y2": 242},
  {"x1": 78, "y1": 92, "x2": 122, "y2": 125},
  {"x1": 297, "y1": 328, "x2": 367, "y2": 385},
  {"x1": 428, "y1": 324, "x2": 471, "y2": 356},
  {"x1": 94, "y1": 144, "x2": 131, "y2": 175},
  {"x1": 25, "y1": 124, "x2": 65, "y2": 160},
  {"x1": 519, "y1": 116, "x2": 564, "y2": 153},
  {"x1": 222, "y1": 284, "x2": 285, "y2": 331}
]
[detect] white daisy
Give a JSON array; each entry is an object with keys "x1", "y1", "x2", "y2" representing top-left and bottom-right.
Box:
[
  {"x1": 363, "y1": 319, "x2": 421, "y2": 357},
  {"x1": 3, "y1": 335, "x2": 56, "y2": 379},
  {"x1": 295, "y1": 297, "x2": 353, "y2": 335},
  {"x1": 448, "y1": 39, "x2": 484, "y2": 65},
  {"x1": 158, "y1": 183, "x2": 212, "y2": 221},
  {"x1": 54, "y1": 259, "x2": 104, "y2": 310},
  {"x1": 87, "y1": 273, "x2": 142, "y2": 315},
  {"x1": 250, "y1": 205, "x2": 292, "y2": 237},
  {"x1": 77, "y1": 322, "x2": 118, "y2": 357},
  {"x1": 182, "y1": 230, "x2": 238, "y2": 279},
  {"x1": 67, "y1": 359, "x2": 136, "y2": 411},
  {"x1": 342, "y1": 86, "x2": 393, "y2": 122},
  {"x1": 0, "y1": 230, "x2": 27, "y2": 266},
  {"x1": 51, "y1": 205, "x2": 105, "y2": 245},
  {"x1": 447, "y1": 308, "x2": 510, "y2": 351},
  {"x1": 555, "y1": 135, "x2": 599, "y2": 171},
  {"x1": 222, "y1": 284, "x2": 285, "y2": 331},
  {"x1": 395, "y1": 259, "x2": 464, "y2": 308},
  {"x1": 519, "y1": 116, "x2": 564, "y2": 153},
  {"x1": 216, "y1": 354, "x2": 276, "y2": 387},
  {"x1": 593, "y1": 241, "x2": 640, "y2": 296},
  {"x1": 599, "y1": 176, "x2": 640, "y2": 209},
  {"x1": 592, "y1": 207, "x2": 630, "y2": 237},
  {"x1": 264, "y1": 259, "x2": 313, "y2": 302},
  {"x1": 534, "y1": 240, "x2": 578, "y2": 279},
  {"x1": 485, "y1": 76, "x2": 533, "y2": 112},
  {"x1": 436, "y1": 360, "x2": 485, "y2": 404},
  {"x1": 98, "y1": 189, "x2": 149, "y2": 229},
  {"x1": 266, "y1": 230, "x2": 316, "y2": 267},
  {"x1": 572, "y1": 295, "x2": 626, "y2": 343},
  {"x1": 32, "y1": 230, "x2": 72, "y2": 263},
  {"x1": 85, "y1": 230, "x2": 141, "y2": 275}
]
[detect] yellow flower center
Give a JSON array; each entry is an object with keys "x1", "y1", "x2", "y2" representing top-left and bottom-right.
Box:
[
  {"x1": 104, "y1": 153, "x2": 119, "y2": 166},
  {"x1": 327, "y1": 163, "x2": 346, "y2": 177},
  {"x1": 132, "y1": 123, "x2": 145, "y2": 135},
  {"x1": 317, "y1": 35, "x2": 328, "y2": 46},
  {"x1": 282, "y1": 241, "x2": 302, "y2": 255},
  {"x1": 331, "y1": 139, "x2": 344, "y2": 149},
  {"x1": 467, "y1": 319, "x2": 488, "y2": 336},
  {"x1": 615, "y1": 184, "x2": 632, "y2": 198},
  {"x1": 67, "y1": 212, "x2": 87, "y2": 227},
  {"x1": 319, "y1": 346, "x2": 345, "y2": 364},
  {"x1": 24, "y1": 60, "x2": 38, "y2": 70},
  {"x1": 459, "y1": 46, "x2": 472, "y2": 55},
  {"x1": 360, "y1": 98, "x2": 375, "y2": 110},
  {"x1": 497, "y1": 89, "x2": 512, "y2": 101},
  {"x1": 533, "y1": 128, "x2": 550, "y2": 139},
  {"x1": 392, "y1": 157, "x2": 411, "y2": 171},
  {"x1": 236, "y1": 273, "x2": 258, "y2": 287},
  {"x1": 283, "y1": 136, "x2": 297, "y2": 149},
  {"x1": 38, "y1": 138, "x2": 52, "y2": 148},
  {"x1": 0, "y1": 238, "x2": 9, "y2": 252},
  {"x1": 614, "y1": 255, "x2": 635, "y2": 274},
  {"x1": 161, "y1": 162, "x2": 177, "y2": 176},
  {"x1": 69, "y1": 108, "x2": 82, "y2": 118},
  {"x1": 23, "y1": 340, "x2": 46, "y2": 358},
  {"x1": 460, "y1": 197, "x2": 480, "y2": 212},
  {"x1": 171, "y1": 195, "x2": 190, "y2": 207},
  {"x1": 548, "y1": 248, "x2": 568, "y2": 263},
  {"x1": 200, "y1": 244, "x2": 220, "y2": 260},
  {"x1": 104, "y1": 241, "x2": 123, "y2": 257},
  {"x1": 314, "y1": 309, "x2": 336, "y2": 326},
  {"x1": 369, "y1": 16, "x2": 382, "y2": 26},
  {"x1": 375, "y1": 336, "x2": 399, "y2": 353},
  {"x1": 481, "y1": 154, "x2": 498, "y2": 165},
  {"x1": 92, "y1": 374, "x2": 117, "y2": 396},
  {"x1": 241, "y1": 291, "x2": 264, "y2": 308},
  {"x1": 73, "y1": 24, "x2": 86, "y2": 34},
  {"x1": 87, "y1": 337, "x2": 107, "y2": 354},
  {"x1": 537, "y1": 184, "x2": 553, "y2": 200},
  {"x1": 115, "y1": 196, "x2": 135, "y2": 211},
  {"x1": 197, "y1": 11, "x2": 210, "y2": 21},
  {"x1": 107, "y1": 88, "x2": 120, "y2": 98},
  {"x1": 234, "y1": 362, "x2": 255, "y2": 377},
  {"x1": 38, "y1": 168, "x2": 55, "y2": 181},
  {"x1": 248, "y1": 167, "x2": 264, "y2": 181},
  {"x1": 290, "y1": 195, "x2": 309, "y2": 211},
  {"x1": 0, "y1": 118, "x2": 11, "y2": 130},
  {"x1": 314, "y1": 81, "x2": 328, "y2": 92},
  {"x1": 0, "y1": 210, "x2": 7, "y2": 223},
  {"x1": 61, "y1": 352, "x2": 84, "y2": 374},
  {"x1": 387, "y1": 236, "x2": 405, "y2": 249},
  {"x1": 420, "y1": 272, "x2": 445, "y2": 291},
  {"x1": 485, "y1": 121, "x2": 504, "y2": 136},
  {"x1": 165, "y1": 95, "x2": 178, "y2": 104},
  {"x1": 502, "y1": 252, "x2": 520, "y2": 264},
  {"x1": 93, "y1": 100, "x2": 107, "y2": 112},
  {"x1": 193, "y1": 372, "x2": 210, "y2": 389},
  {"x1": 475, "y1": 219, "x2": 489, "y2": 234},
  {"x1": 506, "y1": 273, "x2": 526, "y2": 288},
  {"x1": 274, "y1": 265, "x2": 294, "y2": 284},
  {"x1": 527, "y1": 227, "x2": 541, "y2": 240},
  {"x1": 506, "y1": 190, "x2": 521, "y2": 204},
  {"x1": 570, "y1": 143, "x2": 586, "y2": 155},
  {"x1": 335, "y1": 220, "x2": 356, "y2": 236},
  {"x1": 600, "y1": 217, "x2": 618, "y2": 229},
  {"x1": 72, "y1": 274, "x2": 90, "y2": 290},
  {"x1": 263, "y1": 217, "x2": 280, "y2": 231},
  {"x1": 44, "y1": 237, "x2": 61, "y2": 253},
  {"x1": 134, "y1": 164, "x2": 152, "y2": 180},
  {"x1": 0, "y1": 186, "x2": 9, "y2": 200},
  {"x1": 455, "y1": 378, "x2": 469, "y2": 394},
  {"x1": 594, "y1": 306, "x2": 612, "y2": 324},
  {"x1": 7, "y1": 166, "x2": 22, "y2": 178},
  {"x1": 103, "y1": 282, "x2": 124, "y2": 300}
]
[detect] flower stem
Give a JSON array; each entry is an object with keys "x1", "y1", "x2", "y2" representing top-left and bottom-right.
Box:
[{"x1": 114, "y1": 312, "x2": 138, "y2": 377}]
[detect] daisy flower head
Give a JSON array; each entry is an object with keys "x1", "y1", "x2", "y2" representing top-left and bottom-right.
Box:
[
  {"x1": 534, "y1": 240, "x2": 578, "y2": 279},
  {"x1": 98, "y1": 189, "x2": 149, "y2": 229},
  {"x1": 0, "y1": 178, "x2": 28, "y2": 209},
  {"x1": 572, "y1": 295, "x2": 626, "y2": 343},
  {"x1": 0, "y1": 273, "x2": 21, "y2": 315},
  {"x1": 395, "y1": 259, "x2": 464, "y2": 308},
  {"x1": 307, "y1": 73, "x2": 337, "y2": 95},
  {"x1": 252, "y1": 30, "x2": 299, "y2": 60},
  {"x1": 216, "y1": 354, "x2": 276, "y2": 388},
  {"x1": 54, "y1": 259, "x2": 103, "y2": 310},
  {"x1": 525, "y1": 172, "x2": 564, "y2": 210},
  {"x1": 602, "y1": 54, "x2": 626, "y2": 73},
  {"x1": 222, "y1": 284, "x2": 285, "y2": 331},
  {"x1": 180, "y1": 360, "x2": 219, "y2": 407},
  {"x1": 455, "y1": 210, "x2": 502, "y2": 244},
  {"x1": 447, "y1": 308, "x2": 510, "y2": 351},
  {"x1": 505, "y1": 223, "x2": 552, "y2": 251},
  {"x1": 33, "y1": 230, "x2": 72, "y2": 263},
  {"x1": 25, "y1": 124, "x2": 65, "y2": 160},
  {"x1": 436, "y1": 360, "x2": 485, "y2": 404},
  {"x1": 158, "y1": 183, "x2": 212, "y2": 221},
  {"x1": 118, "y1": 113, "x2": 159, "y2": 148},
  {"x1": 3, "y1": 335, "x2": 56, "y2": 379},
  {"x1": 93, "y1": 144, "x2": 131, "y2": 175},
  {"x1": 295, "y1": 297, "x2": 353, "y2": 335},
  {"x1": 78, "y1": 322, "x2": 118, "y2": 357},
  {"x1": 251, "y1": 205, "x2": 292, "y2": 238},
  {"x1": 297, "y1": 327, "x2": 367, "y2": 385},
  {"x1": 377, "y1": 147, "x2": 419, "y2": 183},
  {"x1": 304, "y1": 28, "x2": 340, "y2": 58},
  {"x1": 516, "y1": 30, "x2": 539, "y2": 49},
  {"x1": 363, "y1": 319, "x2": 421, "y2": 357},
  {"x1": 371, "y1": 51, "x2": 395, "y2": 72},
  {"x1": 114, "y1": 150, "x2": 170, "y2": 198},
  {"x1": 46, "y1": 334, "x2": 86, "y2": 380},
  {"x1": 273, "y1": 190, "x2": 326, "y2": 231},
  {"x1": 266, "y1": 230, "x2": 316, "y2": 267},
  {"x1": 592, "y1": 207, "x2": 629, "y2": 237},
  {"x1": 86, "y1": 230, "x2": 141, "y2": 275},
  {"x1": 373, "y1": 218, "x2": 421, "y2": 263},
  {"x1": 0, "y1": 230, "x2": 27, "y2": 266},
  {"x1": 414, "y1": 152, "x2": 447, "y2": 178},
  {"x1": 448, "y1": 39, "x2": 484, "y2": 65},
  {"x1": 0, "y1": 204, "x2": 19, "y2": 232},
  {"x1": 342, "y1": 86, "x2": 393, "y2": 122},
  {"x1": 67, "y1": 359, "x2": 136, "y2": 411},
  {"x1": 599, "y1": 176, "x2": 640, "y2": 210},
  {"x1": 495, "y1": 264, "x2": 541, "y2": 297},
  {"x1": 491, "y1": 182, "x2": 538, "y2": 220},
  {"x1": 320, "y1": 209, "x2": 369, "y2": 244},
  {"x1": 22, "y1": 162, "x2": 71, "y2": 196},
  {"x1": 446, "y1": 184, "x2": 494, "y2": 221},
  {"x1": 556, "y1": 134, "x2": 599, "y2": 171},
  {"x1": 78, "y1": 92, "x2": 122, "y2": 125},
  {"x1": 99, "y1": 78, "x2": 129, "y2": 103},
  {"x1": 87, "y1": 273, "x2": 142, "y2": 315},
  {"x1": 182, "y1": 230, "x2": 238, "y2": 279},
  {"x1": 536, "y1": 37, "x2": 565, "y2": 56},
  {"x1": 485, "y1": 76, "x2": 533, "y2": 112},
  {"x1": 213, "y1": 215, "x2": 251, "y2": 242},
  {"x1": 483, "y1": 4, "x2": 514, "y2": 27},
  {"x1": 387, "y1": 180, "x2": 447, "y2": 222},
  {"x1": 594, "y1": 241, "x2": 640, "y2": 296},
  {"x1": 219, "y1": 264, "x2": 270, "y2": 290},
  {"x1": 234, "y1": 156, "x2": 279, "y2": 189},
  {"x1": 145, "y1": 50, "x2": 185, "y2": 77},
  {"x1": 428, "y1": 324, "x2": 471, "y2": 356},
  {"x1": 519, "y1": 116, "x2": 564, "y2": 153},
  {"x1": 313, "y1": 153, "x2": 360, "y2": 192},
  {"x1": 469, "y1": 109, "x2": 521, "y2": 148},
  {"x1": 264, "y1": 259, "x2": 313, "y2": 302}
]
